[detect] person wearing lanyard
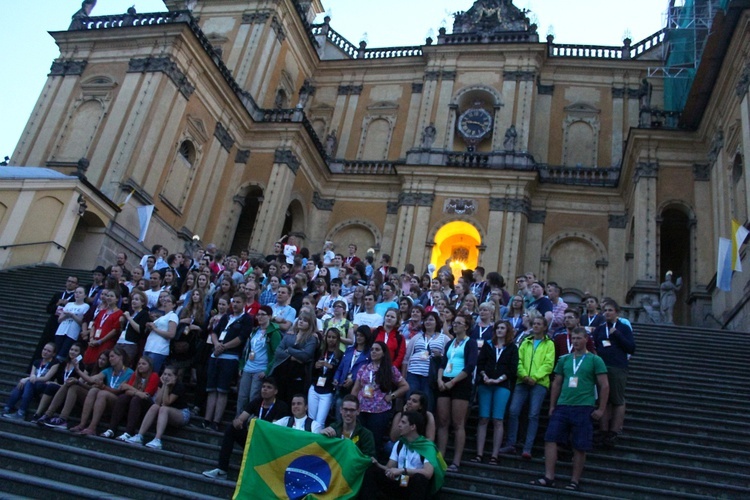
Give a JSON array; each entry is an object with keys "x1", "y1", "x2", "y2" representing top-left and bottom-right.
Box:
[
  {"x1": 71, "y1": 346, "x2": 133, "y2": 434},
  {"x1": 374, "y1": 308, "x2": 406, "y2": 369},
  {"x1": 502, "y1": 295, "x2": 527, "y2": 343},
  {"x1": 502, "y1": 315, "x2": 555, "y2": 459},
  {"x1": 592, "y1": 299, "x2": 635, "y2": 449},
  {"x1": 82, "y1": 289, "x2": 123, "y2": 369},
  {"x1": 236, "y1": 305, "x2": 282, "y2": 417},
  {"x1": 473, "y1": 320, "x2": 519, "y2": 465},
  {"x1": 470, "y1": 302, "x2": 495, "y2": 347},
  {"x1": 552, "y1": 309, "x2": 597, "y2": 364},
  {"x1": 202, "y1": 377, "x2": 291, "y2": 479},
  {"x1": 333, "y1": 325, "x2": 373, "y2": 423},
  {"x1": 307, "y1": 328, "x2": 343, "y2": 426},
  {"x1": 436, "y1": 313, "x2": 478, "y2": 472},
  {"x1": 321, "y1": 394, "x2": 376, "y2": 457},
  {"x1": 203, "y1": 292, "x2": 253, "y2": 431},
  {"x1": 34, "y1": 342, "x2": 84, "y2": 425},
  {"x1": 3, "y1": 342, "x2": 59, "y2": 420},
  {"x1": 531, "y1": 327, "x2": 609, "y2": 492},
  {"x1": 403, "y1": 311, "x2": 448, "y2": 412}
]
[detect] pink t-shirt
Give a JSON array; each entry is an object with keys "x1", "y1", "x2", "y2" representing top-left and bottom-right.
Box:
[{"x1": 355, "y1": 363, "x2": 402, "y2": 414}]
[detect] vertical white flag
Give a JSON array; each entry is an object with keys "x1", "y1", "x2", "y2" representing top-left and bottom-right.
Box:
[{"x1": 136, "y1": 205, "x2": 154, "y2": 243}]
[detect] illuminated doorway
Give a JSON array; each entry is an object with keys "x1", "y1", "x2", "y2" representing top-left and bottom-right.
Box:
[{"x1": 429, "y1": 221, "x2": 482, "y2": 280}]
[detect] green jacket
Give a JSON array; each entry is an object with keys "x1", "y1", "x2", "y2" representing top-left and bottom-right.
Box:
[
  {"x1": 239, "y1": 322, "x2": 282, "y2": 376},
  {"x1": 329, "y1": 420, "x2": 376, "y2": 457},
  {"x1": 516, "y1": 335, "x2": 555, "y2": 389}
]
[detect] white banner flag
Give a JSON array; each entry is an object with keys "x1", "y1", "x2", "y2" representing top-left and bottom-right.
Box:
[{"x1": 136, "y1": 205, "x2": 154, "y2": 243}]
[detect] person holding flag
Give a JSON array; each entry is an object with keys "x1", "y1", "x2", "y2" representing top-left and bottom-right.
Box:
[{"x1": 361, "y1": 411, "x2": 446, "y2": 499}]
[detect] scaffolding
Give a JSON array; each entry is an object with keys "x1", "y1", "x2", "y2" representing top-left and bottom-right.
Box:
[{"x1": 648, "y1": 0, "x2": 729, "y2": 112}]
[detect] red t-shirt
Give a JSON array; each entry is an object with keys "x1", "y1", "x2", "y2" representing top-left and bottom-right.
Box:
[{"x1": 125, "y1": 371, "x2": 160, "y2": 396}]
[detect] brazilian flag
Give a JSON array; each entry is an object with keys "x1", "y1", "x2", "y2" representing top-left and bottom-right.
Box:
[{"x1": 234, "y1": 419, "x2": 372, "y2": 499}]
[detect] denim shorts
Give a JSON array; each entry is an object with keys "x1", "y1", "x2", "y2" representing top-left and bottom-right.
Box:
[
  {"x1": 544, "y1": 405, "x2": 595, "y2": 451},
  {"x1": 206, "y1": 357, "x2": 239, "y2": 393}
]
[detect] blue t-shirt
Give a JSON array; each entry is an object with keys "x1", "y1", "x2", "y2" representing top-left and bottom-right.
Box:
[
  {"x1": 101, "y1": 367, "x2": 134, "y2": 389},
  {"x1": 243, "y1": 328, "x2": 269, "y2": 373}
]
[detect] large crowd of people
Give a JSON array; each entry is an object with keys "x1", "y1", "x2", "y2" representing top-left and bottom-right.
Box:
[{"x1": 2, "y1": 236, "x2": 636, "y2": 496}]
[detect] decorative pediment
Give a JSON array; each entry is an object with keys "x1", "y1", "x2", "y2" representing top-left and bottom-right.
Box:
[
  {"x1": 564, "y1": 102, "x2": 600, "y2": 116},
  {"x1": 186, "y1": 115, "x2": 209, "y2": 143},
  {"x1": 366, "y1": 101, "x2": 399, "y2": 112}
]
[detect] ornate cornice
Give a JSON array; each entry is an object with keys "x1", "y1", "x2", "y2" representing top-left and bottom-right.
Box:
[
  {"x1": 424, "y1": 71, "x2": 441, "y2": 81},
  {"x1": 537, "y1": 82, "x2": 554, "y2": 95},
  {"x1": 708, "y1": 129, "x2": 724, "y2": 163},
  {"x1": 241, "y1": 11, "x2": 270, "y2": 24},
  {"x1": 736, "y1": 62, "x2": 750, "y2": 97},
  {"x1": 441, "y1": 71, "x2": 457, "y2": 81},
  {"x1": 504, "y1": 70, "x2": 535, "y2": 81},
  {"x1": 270, "y1": 16, "x2": 286, "y2": 43},
  {"x1": 634, "y1": 161, "x2": 658, "y2": 182},
  {"x1": 127, "y1": 56, "x2": 194, "y2": 99},
  {"x1": 399, "y1": 192, "x2": 435, "y2": 207},
  {"x1": 49, "y1": 59, "x2": 87, "y2": 76},
  {"x1": 692, "y1": 163, "x2": 711, "y2": 181},
  {"x1": 386, "y1": 201, "x2": 400, "y2": 214},
  {"x1": 338, "y1": 85, "x2": 363, "y2": 96},
  {"x1": 608, "y1": 214, "x2": 628, "y2": 229},
  {"x1": 489, "y1": 197, "x2": 531, "y2": 215},
  {"x1": 214, "y1": 122, "x2": 234, "y2": 152},
  {"x1": 444, "y1": 198, "x2": 476, "y2": 215},
  {"x1": 411, "y1": 83, "x2": 424, "y2": 94},
  {"x1": 528, "y1": 210, "x2": 547, "y2": 224},
  {"x1": 235, "y1": 149, "x2": 251, "y2": 164},
  {"x1": 274, "y1": 149, "x2": 300, "y2": 174},
  {"x1": 312, "y1": 192, "x2": 335, "y2": 211}
]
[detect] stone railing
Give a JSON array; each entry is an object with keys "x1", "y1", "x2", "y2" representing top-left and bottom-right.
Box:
[
  {"x1": 629, "y1": 29, "x2": 666, "y2": 59},
  {"x1": 438, "y1": 31, "x2": 538, "y2": 45},
  {"x1": 537, "y1": 165, "x2": 620, "y2": 187},
  {"x1": 423, "y1": 150, "x2": 537, "y2": 171},
  {"x1": 71, "y1": 10, "x2": 190, "y2": 30},
  {"x1": 328, "y1": 160, "x2": 397, "y2": 175},
  {"x1": 311, "y1": 23, "x2": 422, "y2": 59},
  {"x1": 549, "y1": 43, "x2": 624, "y2": 59}
]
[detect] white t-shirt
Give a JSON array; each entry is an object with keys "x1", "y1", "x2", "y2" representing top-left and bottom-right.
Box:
[
  {"x1": 389, "y1": 441, "x2": 430, "y2": 470},
  {"x1": 56, "y1": 302, "x2": 90, "y2": 340},
  {"x1": 144, "y1": 289, "x2": 161, "y2": 309},
  {"x1": 283, "y1": 244, "x2": 297, "y2": 264},
  {"x1": 273, "y1": 416, "x2": 324, "y2": 433},
  {"x1": 144, "y1": 311, "x2": 179, "y2": 355},
  {"x1": 353, "y1": 312, "x2": 384, "y2": 330}
]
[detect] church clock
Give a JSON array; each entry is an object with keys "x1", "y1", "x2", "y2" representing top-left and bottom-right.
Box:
[{"x1": 457, "y1": 106, "x2": 493, "y2": 148}]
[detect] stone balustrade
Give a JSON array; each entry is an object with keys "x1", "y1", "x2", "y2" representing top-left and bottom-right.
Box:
[
  {"x1": 328, "y1": 160, "x2": 397, "y2": 175},
  {"x1": 537, "y1": 165, "x2": 620, "y2": 187}
]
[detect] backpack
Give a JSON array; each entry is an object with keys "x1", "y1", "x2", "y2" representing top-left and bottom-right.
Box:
[{"x1": 286, "y1": 416, "x2": 314, "y2": 432}]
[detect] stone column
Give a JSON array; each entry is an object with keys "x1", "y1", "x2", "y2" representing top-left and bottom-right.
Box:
[
  {"x1": 523, "y1": 210, "x2": 546, "y2": 279},
  {"x1": 414, "y1": 70, "x2": 440, "y2": 148},
  {"x1": 248, "y1": 16, "x2": 285, "y2": 102},
  {"x1": 250, "y1": 150, "x2": 300, "y2": 253},
  {"x1": 307, "y1": 192, "x2": 336, "y2": 252},
  {"x1": 401, "y1": 83, "x2": 424, "y2": 156},
  {"x1": 380, "y1": 202, "x2": 399, "y2": 257},
  {"x1": 611, "y1": 87, "x2": 625, "y2": 166},
  {"x1": 513, "y1": 71, "x2": 535, "y2": 152},
  {"x1": 498, "y1": 73, "x2": 518, "y2": 147},
  {"x1": 13, "y1": 60, "x2": 88, "y2": 166},
  {"x1": 229, "y1": 12, "x2": 270, "y2": 84},
  {"x1": 627, "y1": 86, "x2": 641, "y2": 129},
  {"x1": 484, "y1": 197, "x2": 506, "y2": 271},
  {"x1": 391, "y1": 192, "x2": 435, "y2": 273},
  {"x1": 632, "y1": 162, "x2": 659, "y2": 283},
  {"x1": 490, "y1": 194, "x2": 530, "y2": 281},
  {"x1": 739, "y1": 89, "x2": 750, "y2": 220},
  {"x1": 195, "y1": 123, "x2": 234, "y2": 235},
  {"x1": 337, "y1": 85, "x2": 363, "y2": 157},
  {"x1": 607, "y1": 214, "x2": 628, "y2": 301},
  {"x1": 531, "y1": 82, "x2": 554, "y2": 162},
  {"x1": 434, "y1": 70, "x2": 456, "y2": 149}
]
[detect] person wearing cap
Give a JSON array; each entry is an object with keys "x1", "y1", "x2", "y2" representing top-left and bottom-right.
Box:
[
  {"x1": 87, "y1": 266, "x2": 107, "y2": 305},
  {"x1": 236, "y1": 305, "x2": 281, "y2": 416}
]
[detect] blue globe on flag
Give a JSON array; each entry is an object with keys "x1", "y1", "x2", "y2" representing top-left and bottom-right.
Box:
[{"x1": 284, "y1": 455, "x2": 332, "y2": 499}]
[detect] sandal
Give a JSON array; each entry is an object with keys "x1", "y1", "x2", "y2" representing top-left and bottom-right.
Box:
[
  {"x1": 530, "y1": 477, "x2": 555, "y2": 488},
  {"x1": 469, "y1": 456, "x2": 483, "y2": 463},
  {"x1": 488, "y1": 456, "x2": 499, "y2": 465},
  {"x1": 446, "y1": 463, "x2": 460, "y2": 472},
  {"x1": 565, "y1": 481, "x2": 579, "y2": 491}
]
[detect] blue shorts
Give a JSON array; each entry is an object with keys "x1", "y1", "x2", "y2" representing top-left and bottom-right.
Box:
[
  {"x1": 544, "y1": 405, "x2": 595, "y2": 451},
  {"x1": 206, "y1": 357, "x2": 239, "y2": 393},
  {"x1": 477, "y1": 385, "x2": 511, "y2": 420}
]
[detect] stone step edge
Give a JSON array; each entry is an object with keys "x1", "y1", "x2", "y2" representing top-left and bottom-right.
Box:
[
  {"x1": 0, "y1": 468, "x2": 127, "y2": 500},
  {"x1": 0, "y1": 431, "x2": 234, "y2": 497}
]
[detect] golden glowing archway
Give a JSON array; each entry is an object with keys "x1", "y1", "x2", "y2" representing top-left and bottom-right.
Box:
[{"x1": 429, "y1": 221, "x2": 482, "y2": 280}]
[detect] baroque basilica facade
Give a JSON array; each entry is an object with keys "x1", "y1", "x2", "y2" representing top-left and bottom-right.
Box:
[{"x1": 4, "y1": 0, "x2": 750, "y2": 329}]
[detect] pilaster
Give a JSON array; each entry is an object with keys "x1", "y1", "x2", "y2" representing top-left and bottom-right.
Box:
[
  {"x1": 740, "y1": 93, "x2": 750, "y2": 223},
  {"x1": 402, "y1": 83, "x2": 424, "y2": 154},
  {"x1": 250, "y1": 150, "x2": 300, "y2": 253},
  {"x1": 607, "y1": 213, "x2": 628, "y2": 300},
  {"x1": 633, "y1": 162, "x2": 659, "y2": 283},
  {"x1": 434, "y1": 71, "x2": 457, "y2": 149},
  {"x1": 611, "y1": 87, "x2": 625, "y2": 166},
  {"x1": 531, "y1": 81, "x2": 553, "y2": 162},
  {"x1": 513, "y1": 71, "x2": 535, "y2": 151},
  {"x1": 338, "y1": 86, "x2": 362, "y2": 157}
]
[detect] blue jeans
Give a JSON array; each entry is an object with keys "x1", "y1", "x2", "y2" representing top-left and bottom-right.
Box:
[
  {"x1": 406, "y1": 372, "x2": 434, "y2": 412},
  {"x1": 5, "y1": 381, "x2": 47, "y2": 416},
  {"x1": 506, "y1": 383, "x2": 548, "y2": 453}
]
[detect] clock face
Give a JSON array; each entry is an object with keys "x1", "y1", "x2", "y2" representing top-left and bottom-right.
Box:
[{"x1": 458, "y1": 108, "x2": 493, "y2": 141}]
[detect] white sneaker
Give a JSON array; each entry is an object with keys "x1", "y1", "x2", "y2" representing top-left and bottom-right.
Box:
[
  {"x1": 145, "y1": 438, "x2": 162, "y2": 450},
  {"x1": 202, "y1": 468, "x2": 227, "y2": 479},
  {"x1": 126, "y1": 434, "x2": 143, "y2": 445},
  {"x1": 100, "y1": 429, "x2": 115, "y2": 438},
  {"x1": 116, "y1": 432, "x2": 132, "y2": 441}
]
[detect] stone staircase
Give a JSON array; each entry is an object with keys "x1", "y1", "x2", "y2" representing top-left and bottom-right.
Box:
[{"x1": 1, "y1": 265, "x2": 749, "y2": 499}]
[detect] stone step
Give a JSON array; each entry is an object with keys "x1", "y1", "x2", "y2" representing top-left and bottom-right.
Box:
[
  {"x1": 0, "y1": 468, "x2": 127, "y2": 500},
  {"x1": 0, "y1": 428, "x2": 233, "y2": 499}
]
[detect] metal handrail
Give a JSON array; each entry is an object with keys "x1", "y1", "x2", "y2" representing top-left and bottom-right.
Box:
[{"x1": 0, "y1": 241, "x2": 67, "y2": 251}]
